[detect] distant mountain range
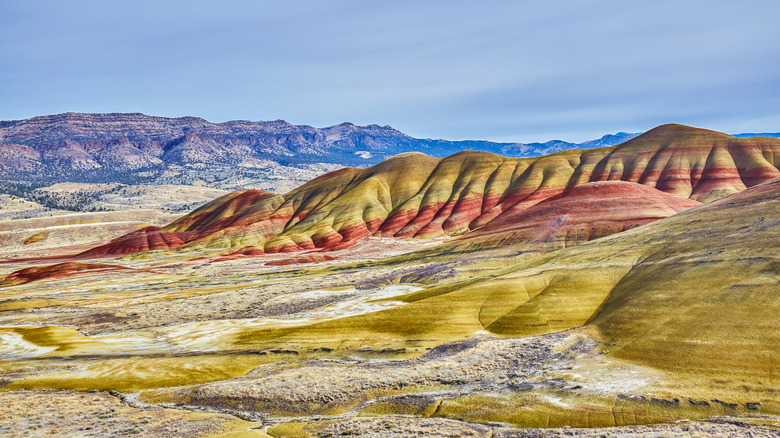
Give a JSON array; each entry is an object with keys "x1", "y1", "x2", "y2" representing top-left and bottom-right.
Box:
[
  {"x1": 0, "y1": 113, "x2": 639, "y2": 188},
  {"x1": 498, "y1": 131, "x2": 640, "y2": 156},
  {"x1": 732, "y1": 132, "x2": 780, "y2": 138},
  {"x1": 0, "y1": 112, "x2": 775, "y2": 191}
]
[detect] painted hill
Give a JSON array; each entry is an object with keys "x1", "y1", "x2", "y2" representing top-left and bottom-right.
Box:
[
  {"x1": 590, "y1": 177, "x2": 780, "y2": 382},
  {"x1": 257, "y1": 174, "x2": 778, "y2": 428},
  {"x1": 107, "y1": 174, "x2": 777, "y2": 428},
  {"x1": 207, "y1": 175, "x2": 779, "y2": 400},
  {"x1": 394, "y1": 175, "x2": 780, "y2": 385},
  {"x1": 445, "y1": 180, "x2": 701, "y2": 253},
  {"x1": 0, "y1": 262, "x2": 131, "y2": 287},
  {"x1": 571, "y1": 123, "x2": 780, "y2": 201},
  {"x1": 80, "y1": 124, "x2": 780, "y2": 258}
]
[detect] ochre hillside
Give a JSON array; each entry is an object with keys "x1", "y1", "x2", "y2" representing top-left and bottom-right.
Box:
[
  {"x1": 0, "y1": 262, "x2": 131, "y2": 286},
  {"x1": 81, "y1": 124, "x2": 780, "y2": 257},
  {"x1": 224, "y1": 176, "x2": 780, "y2": 398},
  {"x1": 445, "y1": 180, "x2": 701, "y2": 252}
]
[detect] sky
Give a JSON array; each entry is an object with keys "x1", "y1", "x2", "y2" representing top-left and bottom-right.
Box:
[{"x1": 1, "y1": 1, "x2": 779, "y2": 143}]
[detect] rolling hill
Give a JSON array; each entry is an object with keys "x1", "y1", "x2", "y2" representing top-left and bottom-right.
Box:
[{"x1": 80, "y1": 124, "x2": 780, "y2": 258}]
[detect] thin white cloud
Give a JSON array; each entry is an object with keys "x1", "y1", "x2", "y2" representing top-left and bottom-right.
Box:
[{"x1": 0, "y1": 0, "x2": 778, "y2": 141}]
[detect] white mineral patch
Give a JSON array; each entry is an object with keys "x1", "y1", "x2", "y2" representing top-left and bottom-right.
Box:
[
  {"x1": 163, "y1": 284, "x2": 422, "y2": 352},
  {"x1": 90, "y1": 333, "x2": 164, "y2": 353},
  {"x1": 0, "y1": 331, "x2": 56, "y2": 359},
  {"x1": 587, "y1": 376, "x2": 650, "y2": 393},
  {"x1": 565, "y1": 363, "x2": 652, "y2": 394},
  {"x1": 310, "y1": 284, "x2": 420, "y2": 318},
  {"x1": 542, "y1": 395, "x2": 570, "y2": 408}
]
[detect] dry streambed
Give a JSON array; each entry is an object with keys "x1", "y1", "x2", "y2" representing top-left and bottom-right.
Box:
[
  {"x1": 277, "y1": 416, "x2": 780, "y2": 437},
  {"x1": 0, "y1": 390, "x2": 268, "y2": 437},
  {"x1": 133, "y1": 329, "x2": 775, "y2": 430},
  {"x1": 3, "y1": 390, "x2": 777, "y2": 437}
]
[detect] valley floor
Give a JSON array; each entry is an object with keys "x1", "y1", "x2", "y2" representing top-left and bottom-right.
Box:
[
  {"x1": 1, "y1": 235, "x2": 778, "y2": 437},
  {"x1": 1, "y1": 176, "x2": 779, "y2": 437}
]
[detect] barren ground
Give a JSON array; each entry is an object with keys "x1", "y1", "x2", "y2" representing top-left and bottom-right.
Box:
[{"x1": 1, "y1": 190, "x2": 779, "y2": 437}]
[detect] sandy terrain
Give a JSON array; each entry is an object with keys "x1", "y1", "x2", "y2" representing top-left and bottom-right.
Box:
[{"x1": 0, "y1": 391, "x2": 268, "y2": 437}]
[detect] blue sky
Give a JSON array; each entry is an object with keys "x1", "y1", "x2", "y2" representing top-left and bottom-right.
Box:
[{"x1": 1, "y1": 1, "x2": 779, "y2": 142}]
